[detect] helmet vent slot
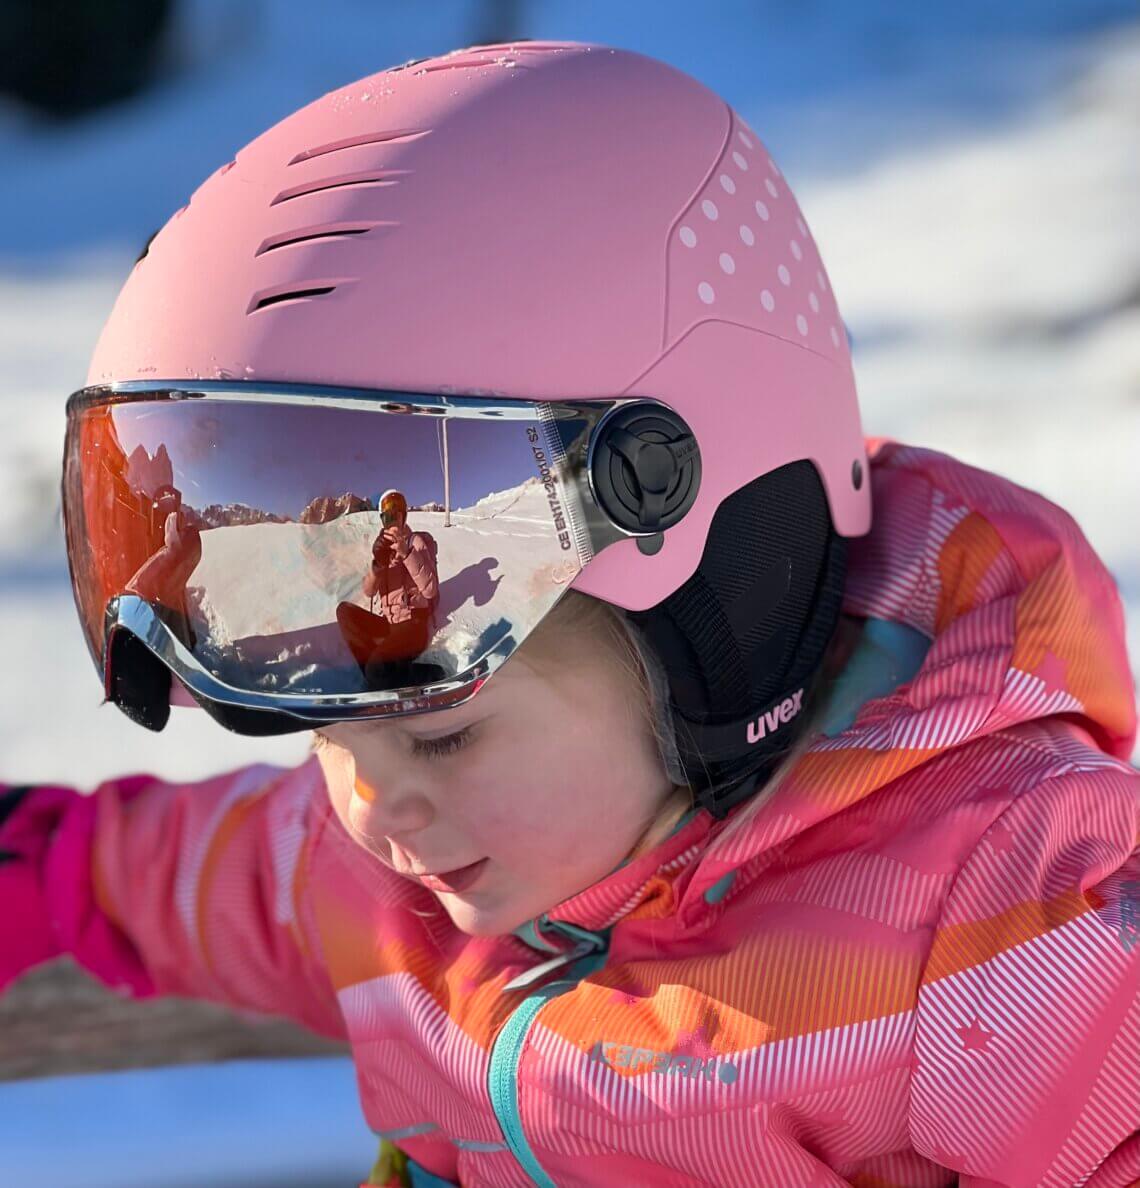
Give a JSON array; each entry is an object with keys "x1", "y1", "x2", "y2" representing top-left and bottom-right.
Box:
[
  {"x1": 249, "y1": 285, "x2": 337, "y2": 312},
  {"x1": 255, "y1": 223, "x2": 378, "y2": 256},
  {"x1": 412, "y1": 60, "x2": 511, "y2": 75},
  {"x1": 288, "y1": 128, "x2": 429, "y2": 166},
  {"x1": 271, "y1": 171, "x2": 405, "y2": 206}
]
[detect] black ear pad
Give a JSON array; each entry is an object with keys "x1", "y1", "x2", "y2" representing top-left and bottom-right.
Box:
[
  {"x1": 590, "y1": 403, "x2": 701, "y2": 534},
  {"x1": 628, "y1": 459, "x2": 849, "y2": 819}
]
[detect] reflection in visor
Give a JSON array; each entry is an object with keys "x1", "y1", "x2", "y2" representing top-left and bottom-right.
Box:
[{"x1": 63, "y1": 388, "x2": 605, "y2": 703}]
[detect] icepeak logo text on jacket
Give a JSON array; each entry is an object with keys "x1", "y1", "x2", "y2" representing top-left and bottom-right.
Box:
[
  {"x1": 746, "y1": 688, "x2": 804, "y2": 745},
  {"x1": 587, "y1": 1040, "x2": 740, "y2": 1084}
]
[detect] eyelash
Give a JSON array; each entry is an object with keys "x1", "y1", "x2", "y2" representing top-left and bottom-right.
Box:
[{"x1": 411, "y1": 727, "x2": 472, "y2": 759}]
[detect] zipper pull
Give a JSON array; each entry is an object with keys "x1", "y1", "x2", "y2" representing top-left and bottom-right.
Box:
[{"x1": 502, "y1": 938, "x2": 599, "y2": 992}]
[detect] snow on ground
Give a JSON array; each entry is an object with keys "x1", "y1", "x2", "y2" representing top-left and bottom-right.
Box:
[
  {"x1": 187, "y1": 485, "x2": 573, "y2": 682},
  {"x1": 0, "y1": 1057, "x2": 375, "y2": 1187},
  {"x1": 192, "y1": 485, "x2": 563, "y2": 642}
]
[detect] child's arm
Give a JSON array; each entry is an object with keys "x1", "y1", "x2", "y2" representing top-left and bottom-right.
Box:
[
  {"x1": 910, "y1": 763, "x2": 1140, "y2": 1186},
  {"x1": 0, "y1": 761, "x2": 346, "y2": 1041}
]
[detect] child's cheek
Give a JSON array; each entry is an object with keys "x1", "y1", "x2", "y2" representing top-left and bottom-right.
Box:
[
  {"x1": 460, "y1": 772, "x2": 525, "y2": 840},
  {"x1": 352, "y1": 777, "x2": 377, "y2": 804},
  {"x1": 313, "y1": 745, "x2": 356, "y2": 828},
  {"x1": 347, "y1": 777, "x2": 378, "y2": 834}
]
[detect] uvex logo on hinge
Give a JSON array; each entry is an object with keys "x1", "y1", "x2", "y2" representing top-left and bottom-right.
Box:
[{"x1": 746, "y1": 688, "x2": 804, "y2": 746}]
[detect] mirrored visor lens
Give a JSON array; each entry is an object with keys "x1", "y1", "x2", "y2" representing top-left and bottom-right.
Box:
[{"x1": 62, "y1": 388, "x2": 611, "y2": 703}]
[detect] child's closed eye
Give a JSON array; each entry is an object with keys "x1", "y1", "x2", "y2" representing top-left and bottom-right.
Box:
[{"x1": 410, "y1": 727, "x2": 472, "y2": 760}]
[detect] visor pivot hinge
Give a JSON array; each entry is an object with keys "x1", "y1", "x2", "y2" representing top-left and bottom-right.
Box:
[{"x1": 590, "y1": 403, "x2": 701, "y2": 536}]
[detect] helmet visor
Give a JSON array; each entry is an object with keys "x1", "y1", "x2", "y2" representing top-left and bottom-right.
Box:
[{"x1": 62, "y1": 382, "x2": 628, "y2": 722}]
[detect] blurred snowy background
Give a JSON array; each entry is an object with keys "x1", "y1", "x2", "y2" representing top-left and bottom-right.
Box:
[{"x1": 1, "y1": 1, "x2": 1137, "y2": 1183}]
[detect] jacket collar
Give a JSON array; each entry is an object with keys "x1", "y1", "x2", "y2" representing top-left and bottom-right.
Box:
[
  {"x1": 512, "y1": 805, "x2": 718, "y2": 949},
  {"x1": 515, "y1": 437, "x2": 1137, "y2": 941}
]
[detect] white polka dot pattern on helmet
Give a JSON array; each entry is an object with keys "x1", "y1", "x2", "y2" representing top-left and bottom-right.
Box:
[{"x1": 665, "y1": 115, "x2": 849, "y2": 369}]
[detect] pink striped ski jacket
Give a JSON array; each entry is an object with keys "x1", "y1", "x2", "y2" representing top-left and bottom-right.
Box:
[{"x1": 3, "y1": 439, "x2": 1138, "y2": 1187}]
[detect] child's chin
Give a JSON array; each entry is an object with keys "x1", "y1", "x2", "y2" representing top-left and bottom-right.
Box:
[{"x1": 440, "y1": 897, "x2": 527, "y2": 939}]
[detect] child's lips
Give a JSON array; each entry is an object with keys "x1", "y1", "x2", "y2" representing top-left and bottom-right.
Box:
[{"x1": 413, "y1": 858, "x2": 489, "y2": 893}]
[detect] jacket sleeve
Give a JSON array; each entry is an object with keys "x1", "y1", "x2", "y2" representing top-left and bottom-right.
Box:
[
  {"x1": 403, "y1": 534, "x2": 439, "y2": 609},
  {"x1": 909, "y1": 763, "x2": 1140, "y2": 1187},
  {"x1": 0, "y1": 760, "x2": 346, "y2": 1041}
]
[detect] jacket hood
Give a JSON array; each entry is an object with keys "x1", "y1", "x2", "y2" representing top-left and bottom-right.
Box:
[{"x1": 537, "y1": 437, "x2": 1137, "y2": 939}]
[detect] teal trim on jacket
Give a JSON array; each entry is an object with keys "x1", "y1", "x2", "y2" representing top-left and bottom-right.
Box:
[{"x1": 818, "y1": 617, "x2": 931, "y2": 737}]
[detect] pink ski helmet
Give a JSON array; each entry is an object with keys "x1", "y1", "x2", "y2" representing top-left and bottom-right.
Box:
[{"x1": 73, "y1": 41, "x2": 870, "y2": 817}]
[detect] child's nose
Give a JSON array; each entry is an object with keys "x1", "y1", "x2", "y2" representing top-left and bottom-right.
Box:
[{"x1": 349, "y1": 772, "x2": 435, "y2": 842}]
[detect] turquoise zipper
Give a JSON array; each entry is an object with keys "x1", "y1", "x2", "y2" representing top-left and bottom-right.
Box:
[{"x1": 488, "y1": 923, "x2": 609, "y2": 1186}]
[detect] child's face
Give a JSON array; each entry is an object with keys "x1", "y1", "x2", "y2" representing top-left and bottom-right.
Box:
[{"x1": 312, "y1": 641, "x2": 676, "y2": 937}]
